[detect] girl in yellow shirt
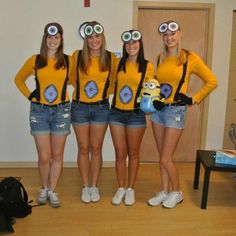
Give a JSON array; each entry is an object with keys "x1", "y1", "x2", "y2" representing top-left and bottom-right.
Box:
[
  {"x1": 110, "y1": 30, "x2": 155, "y2": 206},
  {"x1": 71, "y1": 21, "x2": 118, "y2": 203},
  {"x1": 15, "y1": 22, "x2": 75, "y2": 208},
  {"x1": 147, "y1": 20, "x2": 218, "y2": 208}
]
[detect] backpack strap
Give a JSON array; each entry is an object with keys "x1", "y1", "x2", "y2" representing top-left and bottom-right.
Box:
[
  {"x1": 102, "y1": 51, "x2": 112, "y2": 99},
  {"x1": 75, "y1": 50, "x2": 82, "y2": 100},
  {"x1": 28, "y1": 55, "x2": 40, "y2": 101},
  {"x1": 61, "y1": 54, "x2": 69, "y2": 102}
]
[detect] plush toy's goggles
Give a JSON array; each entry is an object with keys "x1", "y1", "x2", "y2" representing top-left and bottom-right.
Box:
[
  {"x1": 121, "y1": 30, "x2": 142, "y2": 42},
  {"x1": 47, "y1": 25, "x2": 59, "y2": 36},
  {"x1": 158, "y1": 21, "x2": 179, "y2": 34},
  {"x1": 79, "y1": 22, "x2": 104, "y2": 39},
  {"x1": 143, "y1": 82, "x2": 160, "y2": 90}
]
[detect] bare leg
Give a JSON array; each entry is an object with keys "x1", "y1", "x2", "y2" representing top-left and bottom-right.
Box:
[
  {"x1": 126, "y1": 127, "x2": 145, "y2": 188},
  {"x1": 49, "y1": 135, "x2": 67, "y2": 191},
  {"x1": 110, "y1": 125, "x2": 127, "y2": 188},
  {"x1": 73, "y1": 124, "x2": 90, "y2": 186},
  {"x1": 90, "y1": 124, "x2": 108, "y2": 186},
  {"x1": 151, "y1": 122, "x2": 169, "y2": 191},
  {"x1": 34, "y1": 135, "x2": 51, "y2": 188},
  {"x1": 152, "y1": 122, "x2": 183, "y2": 191},
  {"x1": 160, "y1": 127, "x2": 183, "y2": 191}
]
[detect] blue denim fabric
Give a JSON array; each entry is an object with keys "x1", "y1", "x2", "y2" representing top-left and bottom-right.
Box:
[
  {"x1": 71, "y1": 100, "x2": 110, "y2": 125},
  {"x1": 109, "y1": 108, "x2": 146, "y2": 128},
  {"x1": 150, "y1": 105, "x2": 187, "y2": 129},
  {"x1": 29, "y1": 102, "x2": 71, "y2": 135}
]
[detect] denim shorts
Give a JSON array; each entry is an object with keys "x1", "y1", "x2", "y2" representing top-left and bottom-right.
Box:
[
  {"x1": 150, "y1": 105, "x2": 187, "y2": 129},
  {"x1": 29, "y1": 102, "x2": 71, "y2": 135},
  {"x1": 109, "y1": 108, "x2": 146, "y2": 128},
  {"x1": 71, "y1": 100, "x2": 110, "y2": 126}
]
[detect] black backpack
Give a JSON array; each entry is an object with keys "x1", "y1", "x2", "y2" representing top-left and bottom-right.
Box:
[{"x1": 0, "y1": 177, "x2": 32, "y2": 218}]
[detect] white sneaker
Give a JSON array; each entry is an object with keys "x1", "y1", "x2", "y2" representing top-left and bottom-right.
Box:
[
  {"x1": 81, "y1": 186, "x2": 91, "y2": 203},
  {"x1": 90, "y1": 186, "x2": 100, "y2": 202},
  {"x1": 47, "y1": 190, "x2": 60, "y2": 208},
  {"x1": 147, "y1": 191, "x2": 168, "y2": 207},
  {"x1": 37, "y1": 187, "x2": 48, "y2": 205},
  {"x1": 124, "y1": 188, "x2": 135, "y2": 206},
  {"x1": 112, "y1": 187, "x2": 126, "y2": 205},
  {"x1": 162, "y1": 191, "x2": 183, "y2": 208}
]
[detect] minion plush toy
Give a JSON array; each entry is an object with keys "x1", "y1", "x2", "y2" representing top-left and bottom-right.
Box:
[{"x1": 137, "y1": 78, "x2": 165, "y2": 113}]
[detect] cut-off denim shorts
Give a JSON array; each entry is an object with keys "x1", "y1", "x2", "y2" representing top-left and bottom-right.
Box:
[
  {"x1": 109, "y1": 107, "x2": 146, "y2": 128},
  {"x1": 71, "y1": 100, "x2": 110, "y2": 126},
  {"x1": 29, "y1": 102, "x2": 71, "y2": 135},
  {"x1": 150, "y1": 105, "x2": 187, "y2": 129}
]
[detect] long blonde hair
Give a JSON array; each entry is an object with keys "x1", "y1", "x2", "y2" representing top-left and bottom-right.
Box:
[
  {"x1": 79, "y1": 21, "x2": 110, "y2": 74},
  {"x1": 158, "y1": 29, "x2": 189, "y2": 66}
]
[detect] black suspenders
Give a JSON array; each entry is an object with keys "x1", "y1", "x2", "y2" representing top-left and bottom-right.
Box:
[
  {"x1": 75, "y1": 50, "x2": 82, "y2": 100},
  {"x1": 156, "y1": 54, "x2": 188, "y2": 101},
  {"x1": 61, "y1": 55, "x2": 69, "y2": 102},
  {"x1": 29, "y1": 54, "x2": 69, "y2": 103},
  {"x1": 174, "y1": 59, "x2": 188, "y2": 101},
  {"x1": 75, "y1": 50, "x2": 111, "y2": 100},
  {"x1": 112, "y1": 60, "x2": 148, "y2": 109}
]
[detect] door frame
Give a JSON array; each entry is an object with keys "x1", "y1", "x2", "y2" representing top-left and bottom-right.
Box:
[
  {"x1": 223, "y1": 10, "x2": 236, "y2": 149},
  {"x1": 133, "y1": 1, "x2": 215, "y2": 149}
]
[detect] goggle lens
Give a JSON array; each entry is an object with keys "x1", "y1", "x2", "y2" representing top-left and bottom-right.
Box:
[
  {"x1": 47, "y1": 26, "x2": 58, "y2": 36},
  {"x1": 132, "y1": 31, "x2": 141, "y2": 41},
  {"x1": 84, "y1": 25, "x2": 93, "y2": 36},
  {"x1": 159, "y1": 23, "x2": 168, "y2": 33},
  {"x1": 121, "y1": 32, "x2": 132, "y2": 42},
  {"x1": 94, "y1": 24, "x2": 103, "y2": 34}
]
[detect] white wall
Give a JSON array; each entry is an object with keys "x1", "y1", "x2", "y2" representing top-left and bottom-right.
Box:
[{"x1": 0, "y1": 0, "x2": 235, "y2": 164}]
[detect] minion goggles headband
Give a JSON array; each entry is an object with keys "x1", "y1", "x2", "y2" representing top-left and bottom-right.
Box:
[
  {"x1": 158, "y1": 21, "x2": 179, "y2": 34},
  {"x1": 46, "y1": 25, "x2": 60, "y2": 36},
  {"x1": 79, "y1": 22, "x2": 104, "y2": 39},
  {"x1": 121, "y1": 30, "x2": 142, "y2": 42}
]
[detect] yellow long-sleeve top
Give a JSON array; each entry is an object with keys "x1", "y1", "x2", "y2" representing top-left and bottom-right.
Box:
[
  {"x1": 113, "y1": 61, "x2": 155, "y2": 110},
  {"x1": 72, "y1": 50, "x2": 118, "y2": 102},
  {"x1": 156, "y1": 50, "x2": 218, "y2": 104},
  {"x1": 15, "y1": 54, "x2": 76, "y2": 105}
]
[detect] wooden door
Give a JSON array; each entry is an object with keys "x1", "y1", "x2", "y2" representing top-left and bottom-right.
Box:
[
  {"x1": 134, "y1": 3, "x2": 213, "y2": 162},
  {"x1": 223, "y1": 11, "x2": 236, "y2": 150}
]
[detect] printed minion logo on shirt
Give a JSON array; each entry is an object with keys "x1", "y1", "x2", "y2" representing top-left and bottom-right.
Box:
[{"x1": 137, "y1": 78, "x2": 164, "y2": 112}]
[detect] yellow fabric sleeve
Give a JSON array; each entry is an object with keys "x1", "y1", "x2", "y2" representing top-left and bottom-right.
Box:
[
  {"x1": 15, "y1": 54, "x2": 75, "y2": 104},
  {"x1": 156, "y1": 50, "x2": 218, "y2": 104},
  {"x1": 15, "y1": 55, "x2": 36, "y2": 98},
  {"x1": 189, "y1": 52, "x2": 218, "y2": 103}
]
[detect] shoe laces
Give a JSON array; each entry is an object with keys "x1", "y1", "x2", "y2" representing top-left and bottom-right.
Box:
[
  {"x1": 91, "y1": 186, "x2": 98, "y2": 195},
  {"x1": 166, "y1": 191, "x2": 181, "y2": 202},
  {"x1": 39, "y1": 187, "x2": 48, "y2": 195},
  {"x1": 48, "y1": 191, "x2": 59, "y2": 201},
  {"x1": 126, "y1": 188, "x2": 134, "y2": 197}
]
